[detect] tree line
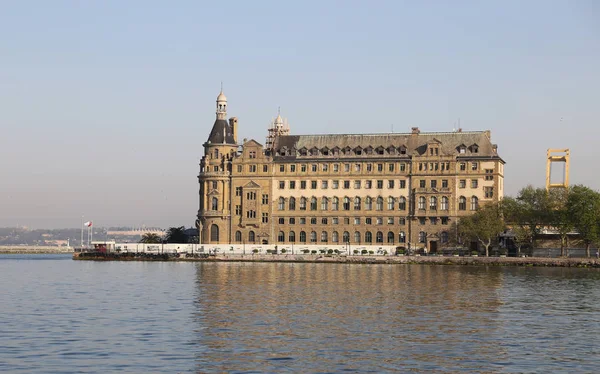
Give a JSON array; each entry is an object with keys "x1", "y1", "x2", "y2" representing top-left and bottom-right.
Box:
[{"x1": 459, "y1": 185, "x2": 600, "y2": 257}]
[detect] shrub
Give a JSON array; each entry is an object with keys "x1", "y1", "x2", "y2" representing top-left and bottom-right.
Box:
[
  {"x1": 311, "y1": 250, "x2": 317, "y2": 254},
  {"x1": 471, "y1": 251, "x2": 478, "y2": 256},
  {"x1": 368, "y1": 250, "x2": 374, "y2": 255},
  {"x1": 361, "y1": 249, "x2": 368, "y2": 255},
  {"x1": 327, "y1": 249, "x2": 334, "y2": 254},
  {"x1": 334, "y1": 249, "x2": 340, "y2": 254},
  {"x1": 353, "y1": 250, "x2": 359, "y2": 255},
  {"x1": 281, "y1": 248, "x2": 286, "y2": 254},
  {"x1": 302, "y1": 249, "x2": 310, "y2": 254},
  {"x1": 319, "y1": 249, "x2": 326, "y2": 254},
  {"x1": 252, "y1": 249, "x2": 259, "y2": 254},
  {"x1": 382, "y1": 250, "x2": 388, "y2": 255}
]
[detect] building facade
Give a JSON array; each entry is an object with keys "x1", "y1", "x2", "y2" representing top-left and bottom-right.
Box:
[{"x1": 198, "y1": 91, "x2": 505, "y2": 252}]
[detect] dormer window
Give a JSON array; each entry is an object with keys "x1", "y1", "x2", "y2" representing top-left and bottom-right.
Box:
[
  {"x1": 458, "y1": 145, "x2": 466, "y2": 154},
  {"x1": 376, "y1": 147, "x2": 385, "y2": 155},
  {"x1": 471, "y1": 144, "x2": 479, "y2": 153},
  {"x1": 299, "y1": 148, "x2": 308, "y2": 156},
  {"x1": 355, "y1": 147, "x2": 362, "y2": 155},
  {"x1": 399, "y1": 146, "x2": 407, "y2": 155},
  {"x1": 310, "y1": 148, "x2": 319, "y2": 156}
]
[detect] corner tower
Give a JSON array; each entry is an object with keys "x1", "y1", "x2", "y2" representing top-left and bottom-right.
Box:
[{"x1": 197, "y1": 90, "x2": 239, "y2": 243}]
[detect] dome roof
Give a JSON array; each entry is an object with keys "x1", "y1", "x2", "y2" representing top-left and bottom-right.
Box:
[{"x1": 216, "y1": 91, "x2": 227, "y2": 102}]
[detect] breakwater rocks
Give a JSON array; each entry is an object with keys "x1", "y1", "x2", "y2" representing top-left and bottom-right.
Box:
[
  {"x1": 1, "y1": 246, "x2": 74, "y2": 254},
  {"x1": 72, "y1": 252, "x2": 600, "y2": 268}
]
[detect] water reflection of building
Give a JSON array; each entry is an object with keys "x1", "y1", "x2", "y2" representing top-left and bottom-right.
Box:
[{"x1": 192, "y1": 263, "x2": 506, "y2": 371}]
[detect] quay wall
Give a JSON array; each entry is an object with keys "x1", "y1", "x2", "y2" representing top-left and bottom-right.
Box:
[{"x1": 0, "y1": 246, "x2": 74, "y2": 254}]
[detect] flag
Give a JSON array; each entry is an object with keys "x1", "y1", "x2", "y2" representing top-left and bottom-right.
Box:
[{"x1": 84, "y1": 221, "x2": 92, "y2": 227}]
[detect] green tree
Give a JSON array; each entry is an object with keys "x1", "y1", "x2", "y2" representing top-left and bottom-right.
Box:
[
  {"x1": 139, "y1": 233, "x2": 162, "y2": 244},
  {"x1": 548, "y1": 188, "x2": 574, "y2": 257},
  {"x1": 165, "y1": 226, "x2": 188, "y2": 244},
  {"x1": 459, "y1": 203, "x2": 505, "y2": 257},
  {"x1": 567, "y1": 185, "x2": 600, "y2": 257}
]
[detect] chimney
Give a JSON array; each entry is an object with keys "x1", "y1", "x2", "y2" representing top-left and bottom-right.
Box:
[
  {"x1": 411, "y1": 127, "x2": 420, "y2": 134},
  {"x1": 229, "y1": 117, "x2": 238, "y2": 144}
]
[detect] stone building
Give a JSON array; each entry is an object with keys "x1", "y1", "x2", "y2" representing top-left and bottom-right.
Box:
[{"x1": 198, "y1": 91, "x2": 505, "y2": 252}]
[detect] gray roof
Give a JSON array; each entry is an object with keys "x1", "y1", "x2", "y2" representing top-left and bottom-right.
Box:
[
  {"x1": 206, "y1": 119, "x2": 236, "y2": 145},
  {"x1": 271, "y1": 131, "x2": 500, "y2": 159}
]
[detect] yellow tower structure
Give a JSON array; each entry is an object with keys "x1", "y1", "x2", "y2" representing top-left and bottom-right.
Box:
[{"x1": 546, "y1": 149, "x2": 570, "y2": 191}]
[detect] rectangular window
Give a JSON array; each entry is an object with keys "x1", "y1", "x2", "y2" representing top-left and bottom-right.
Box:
[
  {"x1": 400, "y1": 180, "x2": 406, "y2": 189},
  {"x1": 419, "y1": 180, "x2": 426, "y2": 188},
  {"x1": 289, "y1": 217, "x2": 296, "y2": 224},
  {"x1": 355, "y1": 164, "x2": 361, "y2": 172},
  {"x1": 278, "y1": 217, "x2": 285, "y2": 224},
  {"x1": 321, "y1": 218, "x2": 328, "y2": 225},
  {"x1": 376, "y1": 217, "x2": 383, "y2": 225},
  {"x1": 419, "y1": 217, "x2": 426, "y2": 225},
  {"x1": 332, "y1": 180, "x2": 339, "y2": 189},
  {"x1": 388, "y1": 180, "x2": 394, "y2": 188},
  {"x1": 262, "y1": 194, "x2": 269, "y2": 204},
  {"x1": 311, "y1": 180, "x2": 317, "y2": 189},
  {"x1": 387, "y1": 217, "x2": 394, "y2": 225},
  {"x1": 263, "y1": 165, "x2": 268, "y2": 172},
  {"x1": 310, "y1": 218, "x2": 317, "y2": 225},
  {"x1": 377, "y1": 180, "x2": 383, "y2": 189},
  {"x1": 354, "y1": 218, "x2": 361, "y2": 225},
  {"x1": 249, "y1": 165, "x2": 257, "y2": 172},
  {"x1": 430, "y1": 217, "x2": 437, "y2": 225},
  {"x1": 237, "y1": 165, "x2": 242, "y2": 172},
  {"x1": 246, "y1": 210, "x2": 256, "y2": 218},
  {"x1": 354, "y1": 180, "x2": 361, "y2": 189},
  {"x1": 312, "y1": 164, "x2": 318, "y2": 172},
  {"x1": 279, "y1": 181, "x2": 285, "y2": 189},
  {"x1": 377, "y1": 164, "x2": 383, "y2": 172},
  {"x1": 430, "y1": 180, "x2": 437, "y2": 189},
  {"x1": 321, "y1": 180, "x2": 328, "y2": 189},
  {"x1": 441, "y1": 217, "x2": 449, "y2": 225},
  {"x1": 485, "y1": 169, "x2": 494, "y2": 180},
  {"x1": 290, "y1": 165, "x2": 296, "y2": 172},
  {"x1": 460, "y1": 162, "x2": 466, "y2": 171},
  {"x1": 388, "y1": 163, "x2": 395, "y2": 172},
  {"x1": 485, "y1": 187, "x2": 494, "y2": 198},
  {"x1": 472, "y1": 162, "x2": 478, "y2": 171},
  {"x1": 471, "y1": 179, "x2": 478, "y2": 188},
  {"x1": 400, "y1": 163, "x2": 406, "y2": 172},
  {"x1": 235, "y1": 205, "x2": 241, "y2": 215},
  {"x1": 333, "y1": 164, "x2": 339, "y2": 172},
  {"x1": 343, "y1": 180, "x2": 350, "y2": 189},
  {"x1": 322, "y1": 164, "x2": 329, "y2": 172},
  {"x1": 300, "y1": 217, "x2": 306, "y2": 224},
  {"x1": 344, "y1": 164, "x2": 350, "y2": 172},
  {"x1": 366, "y1": 164, "x2": 373, "y2": 172},
  {"x1": 442, "y1": 180, "x2": 448, "y2": 188},
  {"x1": 235, "y1": 187, "x2": 242, "y2": 196},
  {"x1": 279, "y1": 165, "x2": 285, "y2": 172},
  {"x1": 459, "y1": 180, "x2": 466, "y2": 189},
  {"x1": 249, "y1": 151, "x2": 257, "y2": 159},
  {"x1": 344, "y1": 217, "x2": 350, "y2": 225},
  {"x1": 399, "y1": 218, "x2": 406, "y2": 225},
  {"x1": 289, "y1": 181, "x2": 296, "y2": 189},
  {"x1": 366, "y1": 218, "x2": 372, "y2": 225},
  {"x1": 332, "y1": 217, "x2": 339, "y2": 225},
  {"x1": 366, "y1": 180, "x2": 372, "y2": 189},
  {"x1": 301, "y1": 164, "x2": 307, "y2": 172},
  {"x1": 300, "y1": 181, "x2": 307, "y2": 189}
]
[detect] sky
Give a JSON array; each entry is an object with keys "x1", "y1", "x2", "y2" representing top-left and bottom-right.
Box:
[{"x1": 0, "y1": 0, "x2": 598, "y2": 229}]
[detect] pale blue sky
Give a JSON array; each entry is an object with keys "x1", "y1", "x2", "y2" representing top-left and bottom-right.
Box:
[{"x1": 1, "y1": 0, "x2": 598, "y2": 229}]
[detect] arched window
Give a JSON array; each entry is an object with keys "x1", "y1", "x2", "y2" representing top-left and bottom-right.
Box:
[
  {"x1": 210, "y1": 224, "x2": 219, "y2": 242},
  {"x1": 248, "y1": 230, "x2": 255, "y2": 243},
  {"x1": 365, "y1": 231, "x2": 373, "y2": 243},
  {"x1": 321, "y1": 197, "x2": 329, "y2": 210},
  {"x1": 387, "y1": 197, "x2": 394, "y2": 210},
  {"x1": 399, "y1": 196, "x2": 406, "y2": 210},
  {"x1": 343, "y1": 231, "x2": 350, "y2": 243},
  {"x1": 214, "y1": 149, "x2": 219, "y2": 159},
  {"x1": 332, "y1": 197, "x2": 339, "y2": 211},
  {"x1": 419, "y1": 231, "x2": 426, "y2": 243},
  {"x1": 300, "y1": 231, "x2": 306, "y2": 243},
  {"x1": 289, "y1": 231, "x2": 296, "y2": 242},
  {"x1": 354, "y1": 231, "x2": 361, "y2": 243},
  {"x1": 387, "y1": 231, "x2": 394, "y2": 244},
  {"x1": 211, "y1": 197, "x2": 219, "y2": 211},
  {"x1": 278, "y1": 231, "x2": 285, "y2": 242},
  {"x1": 343, "y1": 197, "x2": 350, "y2": 211},
  {"x1": 376, "y1": 231, "x2": 383, "y2": 243},
  {"x1": 235, "y1": 231, "x2": 242, "y2": 242},
  {"x1": 441, "y1": 196, "x2": 449, "y2": 210},
  {"x1": 310, "y1": 197, "x2": 317, "y2": 211},
  {"x1": 310, "y1": 231, "x2": 317, "y2": 243},
  {"x1": 399, "y1": 231, "x2": 406, "y2": 243},
  {"x1": 354, "y1": 197, "x2": 361, "y2": 210},
  {"x1": 332, "y1": 231, "x2": 339, "y2": 243},
  {"x1": 430, "y1": 196, "x2": 437, "y2": 211},
  {"x1": 418, "y1": 196, "x2": 426, "y2": 210},
  {"x1": 441, "y1": 231, "x2": 449, "y2": 243},
  {"x1": 300, "y1": 197, "x2": 307, "y2": 210},
  {"x1": 289, "y1": 197, "x2": 296, "y2": 210},
  {"x1": 471, "y1": 196, "x2": 479, "y2": 211},
  {"x1": 278, "y1": 197, "x2": 285, "y2": 210},
  {"x1": 376, "y1": 197, "x2": 383, "y2": 211},
  {"x1": 365, "y1": 197, "x2": 373, "y2": 210},
  {"x1": 321, "y1": 231, "x2": 328, "y2": 242},
  {"x1": 459, "y1": 196, "x2": 467, "y2": 210}
]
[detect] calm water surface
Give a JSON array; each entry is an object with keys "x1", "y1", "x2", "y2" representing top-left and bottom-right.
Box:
[{"x1": 1, "y1": 254, "x2": 600, "y2": 373}]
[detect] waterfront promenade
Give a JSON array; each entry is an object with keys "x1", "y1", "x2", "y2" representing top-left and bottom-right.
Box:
[
  {"x1": 73, "y1": 252, "x2": 600, "y2": 268},
  {"x1": 0, "y1": 246, "x2": 74, "y2": 254}
]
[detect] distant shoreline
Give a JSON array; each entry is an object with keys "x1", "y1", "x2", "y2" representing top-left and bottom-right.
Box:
[
  {"x1": 73, "y1": 252, "x2": 600, "y2": 268},
  {"x1": 0, "y1": 246, "x2": 73, "y2": 254}
]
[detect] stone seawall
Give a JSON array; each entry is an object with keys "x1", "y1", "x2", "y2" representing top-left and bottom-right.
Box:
[
  {"x1": 1, "y1": 246, "x2": 74, "y2": 254},
  {"x1": 72, "y1": 252, "x2": 600, "y2": 268}
]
